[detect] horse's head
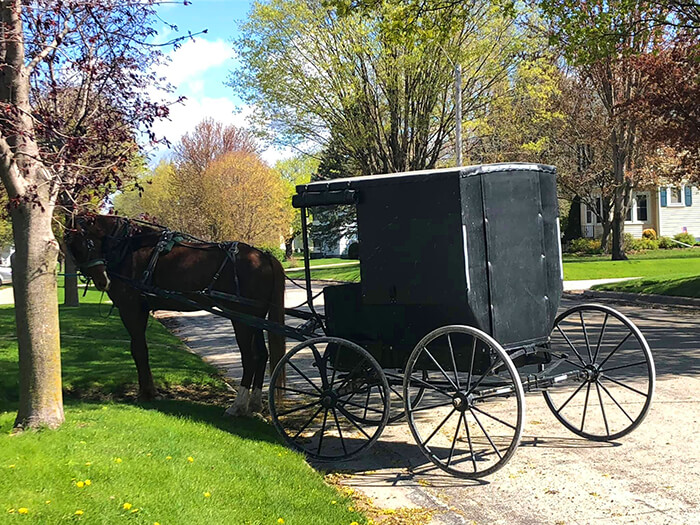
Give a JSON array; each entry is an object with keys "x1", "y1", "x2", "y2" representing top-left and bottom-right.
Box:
[{"x1": 64, "y1": 213, "x2": 117, "y2": 292}]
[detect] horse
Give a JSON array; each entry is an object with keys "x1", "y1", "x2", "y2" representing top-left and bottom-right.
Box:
[{"x1": 64, "y1": 213, "x2": 286, "y2": 417}]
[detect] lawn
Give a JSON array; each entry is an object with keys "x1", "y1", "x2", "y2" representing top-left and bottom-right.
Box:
[
  {"x1": 0, "y1": 293, "x2": 367, "y2": 523},
  {"x1": 592, "y1": 274, "x2": 700, "y2": 298},
  {"x1": 282, "y1": 257, "x2": 356, "y2": 269},
  {"x1": 285, "y1": 249, "x2": 700, "y2": 284}
]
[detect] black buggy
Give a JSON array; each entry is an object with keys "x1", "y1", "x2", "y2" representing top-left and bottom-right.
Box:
[{"x1": 267, "y1": 162, "x2": 656, "y2": 479}]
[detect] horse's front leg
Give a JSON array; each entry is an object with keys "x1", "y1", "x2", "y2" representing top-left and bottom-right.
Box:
[
  {"x1": 225, "y1": 322, "x2": 258, "y2": 417},
  {"x1": 120, "y1": 303, "x2": 156, "y2": 401}
]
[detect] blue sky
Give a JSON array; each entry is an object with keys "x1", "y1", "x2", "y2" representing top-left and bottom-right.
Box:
[{"x1": 149, "y1": 1, "x2": 291, "y2": 164}]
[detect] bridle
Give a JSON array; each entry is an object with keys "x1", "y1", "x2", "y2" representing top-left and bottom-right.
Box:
[{"x1": 78, "y1": 237, "x2": 107, "y2": 272}]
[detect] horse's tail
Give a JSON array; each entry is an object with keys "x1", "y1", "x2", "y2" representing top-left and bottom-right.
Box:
[{"x1": 268, "y1": 255, "x2": 286, "y2": 399}]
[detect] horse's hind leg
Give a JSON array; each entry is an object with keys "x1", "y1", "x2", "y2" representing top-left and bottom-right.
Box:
[
  {"x1": 249, "y1": 330, "x2": 268, "y2": 413},
  {"x1": 225, "y1": 322, "x2": 258, "y2": 417},
  {"x1": 119, "y1": 301, "x2": 156, "y2": 401}
]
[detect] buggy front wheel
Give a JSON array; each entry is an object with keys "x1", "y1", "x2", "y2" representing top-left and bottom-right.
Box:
[
  {"x1": 404, "y1": 326, "x2": 525, "y2": 478},
  {"x1": 269, "y1": 337, "x2": 390, "y2": 461},
  {"x1": 542, "y1": 304, "x2": 655, "y2": 441}
]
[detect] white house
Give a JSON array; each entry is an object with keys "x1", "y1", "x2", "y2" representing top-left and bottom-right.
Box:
[{"x1": 581, "y1": 184, "x2": 699, "y2": 240}]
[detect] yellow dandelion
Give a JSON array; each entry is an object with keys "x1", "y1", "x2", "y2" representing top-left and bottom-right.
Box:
[
  {"x1": 102, "y1": 406, "x2": 107, "y2": 410},
  {"x1": 74, "y1": 510, "x2": 84, "y2": 516},
  {"x1": 76, "y1": 481, "x2": 85, "y2": 488},
  {"x1": 45, "y1": 501, "x2": 51, "y2": 505},
  {"x1": 85, "y1": 462, "x2": 92, "y2": 466},
  {"x1": 122, "y1": 502, "x2": 132, "y2": 510},
  {"x1": 331, "y1": 500, "x2": 337, "y2": 504},
  {"x1": 79, "y1": 441, "x2": 86, "y2": 445},
  {"x1": 350, "y1": 522, "x2": 359, "y2": 525},
  {"x1": 114, "y1": 458, "x2": 122, "y2": 464},
  {"x1": 204, "y1": 492, "x2": 211, "y2": 498},
  {"x1": 165, "y1": 456, "x2": 172, "y2": 460},
  {"x1": 146, "y1": 453, "x2": 152, "y2": 457},
  {"x1": 8, "y1": 464, "x2": 15, "y2": 468},
  {"x1": 154, "y1": 522, "x2": 160, "y2": 525},
  {"x1": 85, "y1": 480, "x2": 91, "y2": 486},
  {"x1": 130, "y1": 508, "x2": 139, "y2": 514},
  {"x1": 18, "y1": 508, "x2": 28, "y2": 515},
  {"x1": 187, "y1": 456, "x2": 194, "y2": 463},
  {"x1": 277, "y1": 519, "x2": 285, "y2": 524}
]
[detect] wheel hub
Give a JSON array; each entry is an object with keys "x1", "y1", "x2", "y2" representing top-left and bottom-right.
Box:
[
  {"x1": 452, "y1": 393, "x2": 472, "y2": 412},
  {"x1": 584, "y1": 364, "x2": 599, "y2": 382},
  {"x1": 321, "y1": 392, "x2": 337, "y2": 408}
]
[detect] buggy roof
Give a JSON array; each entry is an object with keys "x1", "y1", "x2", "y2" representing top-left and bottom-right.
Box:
[{"x1": 296, "y1": 163, "x2": 555, "y2": 194}]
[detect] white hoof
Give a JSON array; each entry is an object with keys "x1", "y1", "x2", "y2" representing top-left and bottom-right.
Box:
[
  {"x1": 249, "y1": 388, "x2": 263, "y2": 413},
  {"x1": 224, "y1": 387, "x2": 251, "y2": 417}
]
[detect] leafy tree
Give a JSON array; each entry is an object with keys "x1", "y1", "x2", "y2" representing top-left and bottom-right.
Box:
[
  {"x1": 539, "y1": 0, "x2": 675, "y2": 260},
  {"x1": 274, "y1": 155, "x2": 318, "y2": 259},
  {"x1": 0, "y1": 0, "x2": 182, "y2": 430},
  {"x1": 231, "y1": 0, "x2": 522, "y2": 174}
]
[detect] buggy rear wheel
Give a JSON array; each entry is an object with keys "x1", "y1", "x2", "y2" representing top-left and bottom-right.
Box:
[
  {"x1": 542, "y1": 304, "x2": 655, "y2": 441},
  {"x1": 269, "y1": 337, "x2": 390, "y2": 461},
  {"x1": 404, "y1": 326, "x2": 525, "y2": 479}
]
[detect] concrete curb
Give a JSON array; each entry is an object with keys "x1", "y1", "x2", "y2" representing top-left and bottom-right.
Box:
[{"x1": 577, "y1": 289, "x2": 700, "y2": 309}]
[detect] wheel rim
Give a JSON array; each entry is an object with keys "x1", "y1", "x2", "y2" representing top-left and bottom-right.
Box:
[
  {"x1": 542, "y1": 304, "x2": 655, "y2": 441},
  {"x1": 269, "y1": 337, "x2": 390, "y2": 461},
  {"x1": 404, "y1": 326, "x2": 524, "y2": 478}
]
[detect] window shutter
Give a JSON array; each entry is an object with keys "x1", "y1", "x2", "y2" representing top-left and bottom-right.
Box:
[
  {"x1": 660, "y1": 188, "x2": 667, "y2": 207},
  {"x1": 685, "y1": 186, "x2": 693, "y2": 206}
]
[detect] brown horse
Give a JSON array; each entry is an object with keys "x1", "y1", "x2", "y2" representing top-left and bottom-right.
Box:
[{"x1": 65, "y1": 213, "x2": 286, "y2": 416}]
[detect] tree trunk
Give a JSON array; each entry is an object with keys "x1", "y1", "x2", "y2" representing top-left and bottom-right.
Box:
[
  {"x1": 600, "y1": 221, "x2": 612, "y2": 253},
  {"x1": 11, "y1": 202, "x2": 64, "y2": 430},
  {"x1": 285, "y1": 237, "x2": 294, "y2": 260},
  {"x1": 64, "y1": 253, "x2": 80, "y2": 307}
]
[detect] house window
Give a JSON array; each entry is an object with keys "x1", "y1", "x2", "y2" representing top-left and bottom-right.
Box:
[
  {"x1": 670, "y1": 187, "x2": 683, "y2": 205},
  {"x1": 585, "y1": 196, "x2": 602, "y2": 224},
  {"x1": 637, "y1": 194, "x2": 648, "y2": 221}
]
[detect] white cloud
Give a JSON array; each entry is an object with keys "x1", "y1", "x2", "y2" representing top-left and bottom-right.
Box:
[{"x1": 156, "y1": 38, "x2": 234, "y2": 88}]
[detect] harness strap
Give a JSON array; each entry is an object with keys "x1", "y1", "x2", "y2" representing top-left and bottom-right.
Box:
[
  {"x1": 206, "y1": 241, "x2": 239, "y2": 294},
  {"x1": 141, "y1": 230, "x2": 175, "y2": 285}
]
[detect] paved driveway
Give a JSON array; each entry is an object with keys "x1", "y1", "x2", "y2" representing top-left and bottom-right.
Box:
[{"x1": 156, "y1": 286, "x2": 699, "y2": 525}]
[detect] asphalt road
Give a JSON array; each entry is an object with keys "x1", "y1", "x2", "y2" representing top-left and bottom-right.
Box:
[{"x1": 156, "y1": 286, "x2": 699, "y2": 525}]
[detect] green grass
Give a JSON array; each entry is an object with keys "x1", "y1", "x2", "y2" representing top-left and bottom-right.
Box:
[
  {"x1": 592, "y1": 274, "x2": 700, "y2": 298},
  {"x1": 286, "y1": 266, "x2": 361, "y2": 282},
  {"x1": 282, "y1": 257, "x2": 356, "y2": 269},
  {"x1": 0, "y1": 292, "x2": 368, "y2": 524}
]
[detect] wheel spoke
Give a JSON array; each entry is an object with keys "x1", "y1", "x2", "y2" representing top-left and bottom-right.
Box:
[
  {"x1": 410, "y1": 400, "x2": 454, "y2": 412},
  {"x1": 317, "y1": 408, "x2": 330, "y2": 454},
  {"x1": 595, "y1": 381, "x2": 610, "y2": 436},
  {"x1": 406, "y1": 375, "x2": 453, "y2": 398},
  {"x1": 277, "y1": 399, "x2": 322, "y2": 417},
  {"x1": 334, "y1": 359, "x2": 370, "y2": 392},
  {"x1": 579, "y1": 311, "x2": 593, "y2": 362},
  {"x1": 336, "y1": 405, "x2": 372, "y2": 440},
  {"x1": 600, "y1": 373, "x2": 648, "y2": 397},
  {"x1": 287, "y1": 361, "x2": 323, "y2": 394},
  {"x1": 469, "y1": 407, "x2": 503, "y2": 460},
  {"x1": 276, "y1": 385, "x2": 321, "y2": 397},
  {"x1": 554, "y1": 380, "x2": 587, "y2": 414},
  {"x1": 422, "y1": 408, "x2": 457, "y2": 447},
  {"x1": 597, "y1": 380, "x2": 635, "y2": 423},
  {"x1": 446, "y1": 410, "x2": 463, "y2": 467},
  {"x1": 467, "y1": 356, "x2": 504, "y2": 395},
  {"x1": 447, "y1": 334, "x2": 461, "y2": 390},
  {"x1": 600, "y1": 360, "x2": 649, "y2": 373},
  {"x1": 556, "y1": 325, "x2": 588, "y2": 366},
  {"x1": 389, "y1": 384, "x2": 403, "y2": 399},
  {"x1": 580, "y1": 382, "x2": 591, "y2": 432},
  {"x1": 331, "y1": 408, "x2": 348, "y2": 455},
  {"x1": 462, "y1": 411, "x2": 478, "y2": 473},
  {"x1": 467, "y1": 337, "x2": 477, "y2": 390},
  {"x1": 338, "y1": 397, "x2": 384, "y2": 414},
  {"x1": 593, "y1": 313, "x2": 609, "y2": 363},
  {"x1": 471, "y1": 405, "x2": 516, "y2": 430},
  {"x1": 597, "y1": 331, "x2": 633, "y2": 370},
  {"x1": 309, "y1": 344, "x2": 328, "y2": 389},
  {"x1": 292, "y1": 405, "x2": 324, "y2": 440},
  {"x1": 422, "y1": 347, "x2": 459, "y2": 391},
  {"x1": 363, "y1": 385, "x2": 371, "y2": 420}
]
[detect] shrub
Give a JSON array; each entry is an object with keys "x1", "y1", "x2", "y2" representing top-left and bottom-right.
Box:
[
  {"x1": 259, "y1": 244, "x2": 285, "y2": 261},
  {"x1": 630, "y1": 238, "x2": 659, "y2": 251},
  {"x1": 567, "y1": 237, "x2": 602, "y2": 254},
  {"x1": 658, "y1": 236, "x2": 674, "y2": 249},
  {"x1": 642, "y1": 228, "x2": 657, "y2": 240},
  {"x1": 674, "y1": 232, "x2": 696, "y2": 247},
  {"x1": 346, "y1": 241, "x2": 359, "y2": 259}
]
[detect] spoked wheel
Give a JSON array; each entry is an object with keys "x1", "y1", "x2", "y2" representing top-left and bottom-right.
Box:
[
  {"x1": 542, "y1": 304, "x2": 655, "y2": 441},
  {"x1": 269, "y1": 337, "x2": 390, "y2": 461},
  {"x1": 404, "y1": 326, "x2": 525, "y2": 479}
]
